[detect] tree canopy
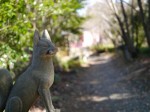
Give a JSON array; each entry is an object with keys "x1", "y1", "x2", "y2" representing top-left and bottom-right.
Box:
[{"x1": 0, "y1": 0, "x2": 84, "y2": 71}]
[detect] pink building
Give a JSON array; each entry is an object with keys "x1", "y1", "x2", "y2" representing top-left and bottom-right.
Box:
[{"x1": 82, "y1": 30, "x2": 100, "y2": 47}]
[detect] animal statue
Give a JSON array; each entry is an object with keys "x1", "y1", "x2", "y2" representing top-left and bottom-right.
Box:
[
  {"x1": 4, "y1": 30, "x2": 59, "y2": 112},
  {"x1": 0, "y1": 68, "x2": 13, "y2": 112}
]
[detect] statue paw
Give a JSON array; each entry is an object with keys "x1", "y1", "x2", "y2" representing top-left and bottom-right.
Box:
[
  {"x1": 50, "y1": 108, "x2": 60, "y2": 112},
  {"x1": 54, "y1": 109, "x2": 60, "y2": 112}
]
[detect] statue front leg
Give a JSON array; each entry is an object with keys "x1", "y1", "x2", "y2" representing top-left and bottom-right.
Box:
[
  {"x1": 38, "y1": 88, "x2": 55, "y2": 112},
  {"x1": 38, "y1": 79, "x2": 60, "y2": 112}
]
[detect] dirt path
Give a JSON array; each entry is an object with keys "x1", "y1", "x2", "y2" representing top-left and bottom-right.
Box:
[{"x1": 59, "y1": 53, "x2": 150, "y2": 112}]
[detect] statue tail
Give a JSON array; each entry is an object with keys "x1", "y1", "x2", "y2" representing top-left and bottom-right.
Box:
[{"x1": 0, "y1": 68, "x2": 13, "y2": 112}]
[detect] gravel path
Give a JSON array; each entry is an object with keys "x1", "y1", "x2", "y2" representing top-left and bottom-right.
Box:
[{"x1": 60, "y1": 53, "x2": 150, "y2": 112}]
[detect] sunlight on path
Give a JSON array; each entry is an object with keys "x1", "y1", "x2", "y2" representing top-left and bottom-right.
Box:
[
  {"x1": 78, "y1": 93, "x2": 135, "y2": 102},
  {"x1": 87, "y1": 53, "x2": 115, "y2": 65},
  {"x1": 62, "y1": 53, "x2": 150, "y2": 112}
]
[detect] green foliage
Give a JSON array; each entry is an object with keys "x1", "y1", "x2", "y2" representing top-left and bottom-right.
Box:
[
  {"x1": 0, "y1": 0, "x2": 84, "y2": 73},
  {"x1": 30, "y1": 0, "x2": 84, "y2": 46},
  {"x1": 0, "y1": 0, "x2": 32, "y2": 71},
  {"x1": 90, "y1": 44, "x2": 115, "y2": 53},
  {"x1": 59, "y1": 57, "x2": 81, "y2": 71},
  {"x1": 139, "y1": 47, "x2": 150, "y2": 57}
]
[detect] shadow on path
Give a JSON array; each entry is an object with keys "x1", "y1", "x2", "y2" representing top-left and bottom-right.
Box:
[{"x1": 60, "y1": 53, "x2": 150, "y2": 112}]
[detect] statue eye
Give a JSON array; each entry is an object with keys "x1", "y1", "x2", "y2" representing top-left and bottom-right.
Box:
[{"x1": 41, "y1": 44, "x2": 49, "y2": 48}]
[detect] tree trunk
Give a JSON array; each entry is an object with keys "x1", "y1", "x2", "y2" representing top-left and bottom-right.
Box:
[
  {"x1": 148, "y1": 0, "x2": 150, "y2": 45},
  {"x1": 115, "y1": 14, "x2": 137, "y2": 58},
  {"x1": 148, "y1": 0, "x2": 150, "y2": 24},
  {"x1": 137, "y1": 0, "x2": 150, "y2": 46},
  {"x1": 130, "y1": 0, "x2": 134, "y2": 41},
  {"x1": 120, "y1": 0, "x2": 130, "y2": 39},
  {"x1": 108, "y1": 0, "x2": 137, "y2": 58}
]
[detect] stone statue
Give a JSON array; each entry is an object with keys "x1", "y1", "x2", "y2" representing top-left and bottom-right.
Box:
[
  {"x1": 0, "y1": 30, "x2": 60, "y2": 112},
  {"x1": 0, "y1": 69, "x2": 13, "y2": 112}
]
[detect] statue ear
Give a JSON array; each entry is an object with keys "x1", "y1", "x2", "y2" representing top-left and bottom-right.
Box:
[
  {"x1": 33, "y1": 30, "x2": 40, "y2": 45},
  {"x1": 42, "y1": 29, "x2": 51, "y2": 41}
]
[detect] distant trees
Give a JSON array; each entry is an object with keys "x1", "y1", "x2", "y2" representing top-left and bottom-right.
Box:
[
  {"x1": 106, "y1": 0, "x2": 150, "y2": 59},
  {"x1": 83, "y1": 0, "x2": 150, "y2": 59},
  {"x1": 82, "y1": 1, "x2": 114, "y2": 46},
  {"x1": 0, "y1": 0, "x2": 84, "y2": 71}
]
